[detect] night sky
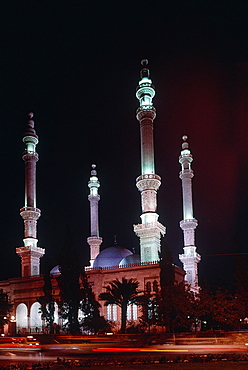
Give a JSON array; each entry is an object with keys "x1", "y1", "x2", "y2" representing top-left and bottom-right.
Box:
[{"x1": 0, "y1": 2, "x2": 247, "y2": 287}]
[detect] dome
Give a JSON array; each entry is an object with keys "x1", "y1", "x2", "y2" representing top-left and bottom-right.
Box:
[
  {"x1": 50, "y1": 265, "x2": 60, "y2": 275},
  {"x1": 93, "y1": 245, "x2": 132, "y2": 269},
  {"x1": 119, "y1": 253, "x2": 141, "y2": 266}
]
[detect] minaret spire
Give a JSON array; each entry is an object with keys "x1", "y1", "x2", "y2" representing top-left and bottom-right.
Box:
[
  {"x1": 133, "y1": 60, "x2": 165, "y2": 263},
  {"x1": 16, "y1": 113, "x2": 45, "y2": 277},
  {"x1": 87, "y1": 164, "x2": 102, "y2": 267},
  {"x1": 178, "y1": 136, "x2": 201, "y2": 291}
]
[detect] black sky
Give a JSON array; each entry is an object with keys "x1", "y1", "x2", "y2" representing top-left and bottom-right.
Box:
[{"x1": 0, "y1": 1, "x2": 247, "y2": 287}]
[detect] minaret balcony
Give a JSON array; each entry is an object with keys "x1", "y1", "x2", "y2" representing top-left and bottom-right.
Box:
[
  {"x1": 20, "y1": 207, "x2": 41, "y2": 218},
  {"x1": 180, "y1": 219, "x2": 198, "y2": 230},
  {"x1": 136, "y1": 106, "x2": 156, "y2": 120},
  {"x1": 134, "y1": 221, "x2": 166, "y2": 237},
  {"x1": 22, "y1": 152, "x2": 39, "y2": 162},
  {"x1": 136, "y1": 174, "x2": 161, "y2": 193},
  {"x1": 179, "y1": 169, "x2": 194, "y2": 179}
]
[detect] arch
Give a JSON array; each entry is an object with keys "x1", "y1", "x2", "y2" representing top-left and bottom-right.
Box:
[
  {"x1": 146, "y1": 281, "x2": 151, "y2": 293},
  {"x1": 30, "y1": 302, "x2": 42, "y2": 332},
  {"x1": 107, "y1": 304, "x2": 117, "y2": 321},
  {"x1": 153, "y1": 280, "x2": 158, "y2": 292},
  {"x1": 127, "y1": 304, "x2": 137, "y2": 321},
  {"x1": 16, "y1": 303, "x2": 28, "y2": 333}
]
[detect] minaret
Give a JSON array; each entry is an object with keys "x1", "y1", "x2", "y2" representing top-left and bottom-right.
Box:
[
  {"x1": 178, "y1": 136, "x2": 201, "y2": 291},
  {"x1": 133, "y1": 60, "x2": 165, "y2": 263},
  {"x1": 16, "y1": 113, "x2": 45, "y2": 277},
  {"x1": 87, "y1": 164, "x2": 102, "y2": 267}
]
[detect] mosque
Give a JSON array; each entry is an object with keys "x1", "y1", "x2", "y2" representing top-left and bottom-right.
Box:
[{"x1": 0, "y1": 61, "x2": 200, "y2": 334}]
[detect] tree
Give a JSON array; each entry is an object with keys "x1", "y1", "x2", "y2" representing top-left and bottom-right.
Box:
[
  {"x1": 233, "y1": 241, "x2": 248, "y2": 325},
  {"x1": 140, "y1": 241, "x2": 175, "y2": 332},
  {"x1": 99, "y1": 277, "x2": 142, "y2": 334},
  {"x1": 140, "y1": 293, "x2": 161, "y2": 332},
  {"x1": 0, "y1": 290, "x2": 12, "y2": 332},
  {"x1": 196, "y1": 283, "x2": 242, "y2": 331},
  {"x1": 157, "y1": 241, "x2": 196, "y2": 332},
  {"x1": 159, "y1": 239, "x2": 175, "y2": 288},
  {"x1": 158, "y1": 282, "x2": 195, "y2": 332},
  {"x1": 57, "y1": 229, "x2": 107, "y2": 334},
  {"x1": 37, "y1": 272, "x2": 55, "y2": 333},
  {"x1": 57, "y1": 231, "x2": 84, "y2": 334},
  {"x1": 213, "y1": 288, "x2": 241, "y2": 330},
  {"x1": 191, "y1": 281, "x2": 213, "y2": 331},
  {"x1": 79, "y1": 273, "x2": 109, "y2": 334}
]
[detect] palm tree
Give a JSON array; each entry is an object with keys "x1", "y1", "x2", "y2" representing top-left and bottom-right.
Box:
[
  {"x1": 38, "y1": 272, "x2": 55, "y2": 334},
  {"x1": 99, "y1": 277, "x2": 141, "y2": 334}
]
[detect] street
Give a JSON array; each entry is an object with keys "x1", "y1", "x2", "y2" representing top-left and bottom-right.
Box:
[{"x1": 0, "y1": 342, "x2": 248, "y2": 365}]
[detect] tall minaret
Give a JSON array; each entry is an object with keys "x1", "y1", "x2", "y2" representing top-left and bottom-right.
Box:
[
  {"x1": 16, "y1": 113, "x2": 45, "y2": 277},
  {"x1": 87, "y1": 164, "x2": 102, "y2": 267},
  {"x1": 178, "y1": 136, "x2": 201, "y2": 291},
  {"x1": 133, "y1": 60, "x2": 165, "y2": 263}
]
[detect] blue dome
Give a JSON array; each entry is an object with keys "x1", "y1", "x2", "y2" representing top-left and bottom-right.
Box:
[
  {"x1": 119, "y1": 254, "x2": 141, "y2": 266},
  {"x1": 50, "y1": 265, "x2": 60, "y2": 275},
  {"x1": 93, "y1": 245, "x2": 132, "y2": 268}
]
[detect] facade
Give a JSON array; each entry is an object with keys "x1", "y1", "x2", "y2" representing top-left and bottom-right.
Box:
[{"x1": 0, "y1": 62, "x2": 200, "y2": 334}]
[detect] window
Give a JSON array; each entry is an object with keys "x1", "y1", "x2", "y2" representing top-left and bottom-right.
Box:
[
  {"x1": 146, "y1": 281, "x2": 151, "y2": 292},
  {"x1": 127, "y1": 304, "x2": 138, "y2": 321},
  {"x1": 153, "y1": 280, "x2": 158, "y2": 292},
  {"x1": 107, "y1": 304, "x2": 117, "y2": 321}
]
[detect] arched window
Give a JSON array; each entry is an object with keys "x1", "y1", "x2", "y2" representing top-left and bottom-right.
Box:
[
  {"x1": 30, "y1": 302, "x2": 42, "y2": 332},
  {"x1": 146, "y1": 281, "x2": 151, "y2": 293},
  {"x1": 107, "y1": 305, "x2": 117, "y2": 321},
  {"x1": 127, "y1": 304, "x2": 138, "y2": 321},
  {"x1": 16, "y1": 303, "x2": 28, "y2": 332},
  {"x1": 153, "y1": 280, "x2": 158, "y2": 292}
]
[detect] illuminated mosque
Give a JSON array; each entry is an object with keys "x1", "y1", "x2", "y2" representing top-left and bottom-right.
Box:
[{"x1": 0, "y1": 61, "x2": 200, "y2": 334}]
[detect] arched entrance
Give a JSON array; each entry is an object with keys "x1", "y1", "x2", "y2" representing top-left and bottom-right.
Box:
[
  {"x1": 30, "y1": 302, "x2": 42, "y2": 332},
  {"x1": 16, "y1": 303, "x2": 28, "y2": 333}
]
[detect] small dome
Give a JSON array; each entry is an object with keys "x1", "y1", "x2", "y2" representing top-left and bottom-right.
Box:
[
  {"x1": 93, "y1": 245, "x2": 132, "y2": 268},
  {"x1": 119, "y1": 254, "x2": 141, "y2": 266},
  {"x1": 50, "y1": 265, "x2": 60, "y2": 275}
]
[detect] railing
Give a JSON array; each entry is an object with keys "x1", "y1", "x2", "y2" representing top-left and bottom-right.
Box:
[{"x1": 88, "y1": 260, "x2": 159, "y2": 271}]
